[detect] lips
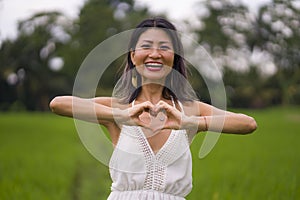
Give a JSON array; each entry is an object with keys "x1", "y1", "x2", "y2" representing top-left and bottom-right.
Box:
[{"x1": 144, "y1": 62, "x2": 163, "y2": 71}]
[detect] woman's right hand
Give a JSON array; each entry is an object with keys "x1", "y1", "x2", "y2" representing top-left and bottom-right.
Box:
[{"x1": 114, "y1": 101, "x2": 155, "y2": 127}]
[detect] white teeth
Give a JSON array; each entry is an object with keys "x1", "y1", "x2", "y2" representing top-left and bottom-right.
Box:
[{"x1": 145, "y1": 63, "x2": 163, "y2": 68}]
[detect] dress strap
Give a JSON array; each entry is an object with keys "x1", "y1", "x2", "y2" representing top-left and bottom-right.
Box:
[
  {"x1": 170, "y1": 96, "x2": 175, "y2": 108},
  {"x1": 171, "y1": 95, "x2": 185, "y2": 114},
  {"x1": 177, "y1": 101, "x2": 185, "y2": 114}
]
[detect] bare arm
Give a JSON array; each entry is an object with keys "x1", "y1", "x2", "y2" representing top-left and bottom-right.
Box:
[
  {"x1": 49, "y1": 96, "x2": 118, "y2": 124},
  {"x1": 49, "y1": 96, "x2": 156, "y2": 127},
  {"x1": 183, "y1": 102, "x2": 257, "y2": 134}
]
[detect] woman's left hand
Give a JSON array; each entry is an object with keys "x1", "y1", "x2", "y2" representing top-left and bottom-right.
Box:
[{"x1": 150, "y1": 100, "x2": 184, "y2": 131}]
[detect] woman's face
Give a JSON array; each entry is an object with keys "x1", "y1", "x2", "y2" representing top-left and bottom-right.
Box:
[{"x1": 131, "y1": 28, "x2": 174, "y2": 84}]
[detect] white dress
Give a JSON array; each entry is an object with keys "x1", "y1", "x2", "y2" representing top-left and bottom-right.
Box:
[{"x1": 108, "y1": 99, "x2": 193, "y2": 200}]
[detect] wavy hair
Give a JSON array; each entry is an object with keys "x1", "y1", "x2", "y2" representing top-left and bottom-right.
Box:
[{"x1": 114, "y1": 17, "x2": 197, "y2": 103}]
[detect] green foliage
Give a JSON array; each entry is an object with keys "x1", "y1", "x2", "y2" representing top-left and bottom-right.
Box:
[
  {"x1": 255, "y1": 0, "x2": 300, "y2": 105},
  {"x1": 1, "y1": 0, "x2": 300, "y2": 110},
  {"x1": 61, "y1": 0, "x2": 151, "y2": 94},
  {"x1": 0, "y1": 11, "x2": 73, "y2": 111},
  {"x1": 1, "y1": 108, "x2": 300, "y2": 199},
  {"x1": 194, "y1": 0, "x2": 300, "y2": 107},
  {"x1": 0, "y1": 0, "x2": 151, "y2": 111},
  {"x1": 223, "y1": 67, "x2": 282, "y2": 108},
  {"x1": 197, "y1": 0, "x2": 249, "y2": 50}
]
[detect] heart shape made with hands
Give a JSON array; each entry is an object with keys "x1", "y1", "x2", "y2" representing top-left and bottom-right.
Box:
[
  {"x1": 146, "y1": 107, "x2": 166, "y2": 121},
  {"x1": 126, "y1": 100, "x2": 181, "y2": 133},
  {"x1": 138, "y1": 106, "x2": 167, "y2": 133}
]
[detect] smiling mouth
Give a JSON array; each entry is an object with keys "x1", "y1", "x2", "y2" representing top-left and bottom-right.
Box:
[{"x1": 144, "y1": 63, "x2": 163, "y2": 70}]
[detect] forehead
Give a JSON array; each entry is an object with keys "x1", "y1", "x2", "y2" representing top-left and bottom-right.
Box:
[{"x1": 137, "y1": 28, "x2": 172, "y2": 43}]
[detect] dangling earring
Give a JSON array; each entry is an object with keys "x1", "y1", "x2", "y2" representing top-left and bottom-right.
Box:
[
  {"x1": 131, "y1": 68, "x2": 137, "y2": 88},
  {"x1": 169, "y1": 71, "x2": 174, "y2": 90}
]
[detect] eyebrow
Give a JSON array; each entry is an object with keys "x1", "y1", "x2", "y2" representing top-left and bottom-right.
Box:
[{"x1": 141, "y1": 40, "x2": 171, "y2": 44}]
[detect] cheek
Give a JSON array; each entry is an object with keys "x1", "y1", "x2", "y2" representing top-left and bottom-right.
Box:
[
  {"x1": 132, "y1": 52, "x2": 147, "y2": 65},
  {"x1": 164, "y1": 53, "x2": 175, "y2": 67}
]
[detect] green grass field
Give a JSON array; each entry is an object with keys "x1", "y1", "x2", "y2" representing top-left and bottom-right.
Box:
[{"x1": 0, "y1": 107, "x2": 299, "y2": 200}]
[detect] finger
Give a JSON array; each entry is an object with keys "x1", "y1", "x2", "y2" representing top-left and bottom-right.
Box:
[
  {"x1": 162, "y1": 120, "x2": 181, "y2": 130},
  {"x1": 134, "y1": 119, "x2": 148, "y2": 127},
  {"x1": 135, "y1": 101, "x2": 157, "y2": 117},
  {"x1": 130, "y1": 101, "x2": 153, "y2": 117},
  {"x1": 138, "y1": 101, "x2": 155, "y2": 113},
  {"x1": 155, "y1": 105, "x2": 179, "y2": 118},
  {"x1": 141, "y1": 101, "x2": 155, "y2": 108},
  {"x1": 153, "y1": 101, "x2": 171, "y2": 113}
]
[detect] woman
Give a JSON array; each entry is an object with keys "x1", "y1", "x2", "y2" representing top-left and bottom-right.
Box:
[{"x1": 50, "y1": 17, "x2": 257, "y2": 200}]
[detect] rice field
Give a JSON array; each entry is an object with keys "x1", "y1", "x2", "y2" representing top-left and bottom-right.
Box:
[{"x1": 0, "y1": 107, "x2": 299, "y2": 199}]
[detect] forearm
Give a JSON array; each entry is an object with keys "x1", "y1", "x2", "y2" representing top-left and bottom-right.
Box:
[
  {"x1": 184, "y1": 113, "x2": 257, "y2": 134},
  {"x1": 49, "y1": 96, "x2": 117, "y2": 123}
]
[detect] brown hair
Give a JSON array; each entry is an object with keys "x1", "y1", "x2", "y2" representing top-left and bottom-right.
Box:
[{"x1": 115, "y1": 17, "x2": 196, "y2": 103}]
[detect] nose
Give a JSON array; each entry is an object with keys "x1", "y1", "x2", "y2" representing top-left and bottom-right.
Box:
[{"x1": 148, "y1": 48, "x2": 162, "y2": 58}]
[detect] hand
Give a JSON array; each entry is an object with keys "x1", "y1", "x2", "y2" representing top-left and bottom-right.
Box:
[
  {"x1": 151, "y1": 100, "x2": 183, "y2": 131},
  {"x1": 114, "y1": 101, "x2": 155, "y2": 127},
  {"x1": 114, "y1": 100, "x2": 193, "y2": 133}
]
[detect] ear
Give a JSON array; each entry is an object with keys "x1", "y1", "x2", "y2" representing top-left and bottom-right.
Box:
[{"x1": 130, "y1": 50, "x2": 136, "y2": 65}]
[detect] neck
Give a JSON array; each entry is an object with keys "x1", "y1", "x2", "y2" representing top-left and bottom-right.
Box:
[{"x1": 138, "y1": 83, "x2": 165, "y2": 104}]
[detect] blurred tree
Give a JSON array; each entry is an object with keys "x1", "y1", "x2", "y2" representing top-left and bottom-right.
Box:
[
  {"x1": 0, "y1": 11, "x2": 74, "y2": 111},
  {"x1": 195, "y1": 0, "x2": 251, "y2": 53},
  {"x1": 0, "y1": 0, "x2": 151, "y2": 111},
  {"x1": 61, "y1": 0, "x2": 151, "y2": 96},
  {"x1": 255, "y1": 0, "x2": 300, "y2": 105},
  {"x1": 192, "y1": 0, "x2": 265, "y2": 107},
  {"x1": 4, "y1": 0, "x2": 299, "y2": 110},
  {"x1": 193, "y1": 0, "x2": 300, "y2": 107}
]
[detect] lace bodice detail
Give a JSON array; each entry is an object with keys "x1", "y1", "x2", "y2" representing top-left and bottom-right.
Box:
[{"x1": 108, "y1": 99, "x2": 193, "y2": 199}]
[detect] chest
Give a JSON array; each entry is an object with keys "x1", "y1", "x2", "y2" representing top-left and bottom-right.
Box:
[{"x1": 139, "y1": 112, "x2": 171, "y2": 153}]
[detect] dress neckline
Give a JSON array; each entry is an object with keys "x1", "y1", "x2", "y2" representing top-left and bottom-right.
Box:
[
  {"x1": 131, "y1": 96, "x2": 184, "y2": 156},
  {"x1": 137, "y1": 126, "x2": 174, "y2": 157}
]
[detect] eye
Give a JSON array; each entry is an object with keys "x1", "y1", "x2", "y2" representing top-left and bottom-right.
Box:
[
  {"x1": 159, "y1": 45, "x2": 171, "y2": 51},
  {"x1": 140, "y1": 44, "x2": 151, "y2": 49}
]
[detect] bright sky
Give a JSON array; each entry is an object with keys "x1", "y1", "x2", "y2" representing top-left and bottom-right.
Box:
[{"x1": 0, "y1": 0, "x2": 271, "y2": 42}]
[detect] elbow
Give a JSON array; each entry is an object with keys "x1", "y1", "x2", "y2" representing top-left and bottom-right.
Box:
[
  {"x1": 244, "y1": 116, "x2": 257, "y2": 134},
  {"x1": 49, "y1": 97, "x2": 58, "y2": 113},
  {"x1": 49, "y1": 96, "x2": 64, "y2": 114}
]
